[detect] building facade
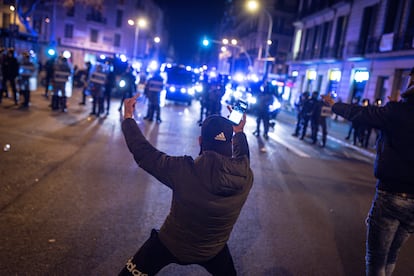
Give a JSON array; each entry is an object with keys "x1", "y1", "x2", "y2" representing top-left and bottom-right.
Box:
[
  {"x1": 287, "y1": 0, "x2": 414, "y2": 109},
  {"x1": 1, "y1": 0, "x2": 165, "y2": 71}
]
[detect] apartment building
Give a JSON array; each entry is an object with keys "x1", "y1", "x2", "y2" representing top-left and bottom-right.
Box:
[
  {"x1": 287, "y1": 0, "x2": 414, "y2": 108},
  {"x1": 1, "y1": 0, "x2": 165, "y2": 70}
]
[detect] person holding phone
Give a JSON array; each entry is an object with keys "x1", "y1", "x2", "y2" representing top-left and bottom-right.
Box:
[
  {"x1": 119, "y1": 94, "x2": 253, "y2": 276},
  {"x1": 322, "y1": 70, "x2": 414, "y2": 275}
]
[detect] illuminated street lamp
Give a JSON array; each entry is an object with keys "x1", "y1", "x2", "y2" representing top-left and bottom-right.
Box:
[
  {"x1": 246, "y1": 0, "x2": 273, "y2": 76},
  {"x1": 128, "y1": 18, "x2": 147, "y2": 60},
  {"x1": 222, "y1": 37, "x2": 252, "y2": 71}
]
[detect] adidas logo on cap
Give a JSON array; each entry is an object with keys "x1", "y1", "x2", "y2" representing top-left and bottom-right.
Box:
[{"x1": 214, "y1": 132, "x2": 227, "y2": 142}]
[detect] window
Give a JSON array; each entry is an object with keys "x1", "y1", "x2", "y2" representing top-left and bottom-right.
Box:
[
  {"x1": 66, "y1": 5, "x2": 75, "y2": 17},
  {"x1": 116, "y1": 10, "x2": 123, "y2": 28},
  {"x1": 383, "y1": 1, "x2": 399, "y2": 33},
  {"x1": 90, "y1": 29, "x2": 99, "y2": 43},
  {"x1": 64, "y1": 24, "x2": 74, "y2": 38},
  {"x1": 114, "y1": 33, "x2": 121, "y2": 47}
]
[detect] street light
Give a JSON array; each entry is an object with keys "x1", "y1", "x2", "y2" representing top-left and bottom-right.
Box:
[
  {"x1": 246, "y1": 0, "x2": 273, "y2": 77},
  {"x1": 128, "y1": 18, "x2": 147, "y2": 60},
  {"x1": 222, "y1": 38, "x2": 252, "y2": 72}
]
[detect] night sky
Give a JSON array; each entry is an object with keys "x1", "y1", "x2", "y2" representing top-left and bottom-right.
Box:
[{"x1": 154, "y1": 0, "x2": 227, "y2": 65}]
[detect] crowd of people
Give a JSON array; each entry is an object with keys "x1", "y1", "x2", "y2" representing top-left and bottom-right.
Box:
[{"x1": 292, "y1": 90, "x2": 333, "y2": 147}]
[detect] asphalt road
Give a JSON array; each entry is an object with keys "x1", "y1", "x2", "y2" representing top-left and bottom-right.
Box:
[{"x1": 1, "y1": 89, "x2": 413, "y2": 275}]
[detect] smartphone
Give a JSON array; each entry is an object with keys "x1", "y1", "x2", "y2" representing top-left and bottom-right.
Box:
[{"x1": 228, "y1": 100, "x2": 248, "y2": 125}]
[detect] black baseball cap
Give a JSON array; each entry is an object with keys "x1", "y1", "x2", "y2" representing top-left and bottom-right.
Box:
[{"x1": 200, "y1": 115, "x2": 233, "y2": 157}]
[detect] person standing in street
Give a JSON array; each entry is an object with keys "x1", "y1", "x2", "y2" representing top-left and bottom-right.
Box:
[
  {"x1": 299, "y1": 91, "x2": 319, "y2": 141},
  {"x1": 312, "y1": 94, "x2": 332, "y2": 147},
  {"x1": 143, "y1": 70, "x2": 164, "y2": 123},
  {"x1": 322, "y1": 68, "x2": 414, "y2": 276},
  {"x1": 119, "y1": 94, "x2": 253, "y2": 276},
  {"x1": 51, "y1": 56, "x2": 72, "y2": 112},
  {"x1": 43, "y1": 56, "x2": 55, "y2": 98},
  {"x1": 78, "y1": 61, "x2": 92, "y2": 105},
  {"x1": 18, "y1": 52, "x2": 36, "y2": 109},
  {"x1": 253, "y1": 79, "x2": 274, "y2": 140},
  {"x1": 1, "y1": 48, "x2": 19, "y2": 105},
  {"x1": 88, "y1": 64, "x2": 106, "y2": 117},
  {"x1": 292, "y1": 91, "x2": 309, "y2": 137},
  {"x1": 118, "y1": 65, "x2": 136, "y2": 112}
]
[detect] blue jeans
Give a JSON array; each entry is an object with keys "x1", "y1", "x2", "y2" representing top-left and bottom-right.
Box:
[{"x1": 366, "y1": 190, "x2": 414, "y2": 276}]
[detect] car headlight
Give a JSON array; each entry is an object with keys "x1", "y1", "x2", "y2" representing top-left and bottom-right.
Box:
[
  {"x1": 169, "y1": 86, "x2": 176, "y2": 92},
  {"x1": 180, "y1": 87, "x2": 187, "y2": 93},
  {"x1": 195, "y1": 84, "x2": 203, "y2": 93}
]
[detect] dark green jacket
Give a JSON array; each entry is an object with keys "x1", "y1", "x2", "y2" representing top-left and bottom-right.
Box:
[{"x1": 122, "y1": 118, "x2": 253, "y2": 262}]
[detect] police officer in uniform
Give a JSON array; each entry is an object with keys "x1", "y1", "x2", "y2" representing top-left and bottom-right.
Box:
[
  {"x1": 88, "y1": 64, "x2": 107, "y2": 116},
  {"x1": 18, "y1": 52, "x2": 36, "y2": 108},
  {"x1": 1, "y1": 48, "x2": 19, "y2": 105},
  {"x1": 144, "y1": 71, "x2": 164, "y2": 123},
  {"x1": 51, "y1": 56, "x2": 72, "y2": 112}
]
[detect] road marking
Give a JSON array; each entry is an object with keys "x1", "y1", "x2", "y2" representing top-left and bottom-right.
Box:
[
  {"x1": 328, "y1": 136, "x2": 376, "y2": 159},
  {"x1": 268, "y1": 132, "x2": 311, "y2": 158}
]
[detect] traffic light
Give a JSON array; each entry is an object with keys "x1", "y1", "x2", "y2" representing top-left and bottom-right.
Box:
[{"x1": 202, "y1": 38, "x2": 210, "y2": 47}]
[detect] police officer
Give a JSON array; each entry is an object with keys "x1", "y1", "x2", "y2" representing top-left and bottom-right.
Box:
[
  {"x1": 313, "y1": 95, "x2": 332, "y2": 147},
  {"x1": 78, "y1": 61, "x2": 92, "y2": 105},
  {"x1": 43, "y1": 56, "x2": 55, "y2": 98},
  {"x1": 253, "y1": 79, "x2": 274, "y2": 140},
  {"x1": 51, "y1": 56, "x2": 72, "y2": 112},
  {"x1": 292, "y1": 91, "x2": 310, "y2": 137},
  {"x1": 118, "y1": 65, "x2": 136, "y2": 112},
  {"x1": 18, "y1": 52, "x2": 36, "y2": 108},
  {"x1": 88, "y1": 64, "x2": 107, "y2": 116},
  {"x1": 144, "y1": 70, "x2": 164, "y2": 123},
  {"x1": 1, "y1": 48, "x2": 19, "y2": 105},
  {"x1": 300, "y1": 91, "x2": 319, "y2": 141}
]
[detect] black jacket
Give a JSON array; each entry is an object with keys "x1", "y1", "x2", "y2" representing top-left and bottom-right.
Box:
[
  {"x1": 332, "y1": 95, "x2": 414, "y2": 193},
  {"x1": 122, "y1": 118, "x2": 254, "y2": 262}
]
